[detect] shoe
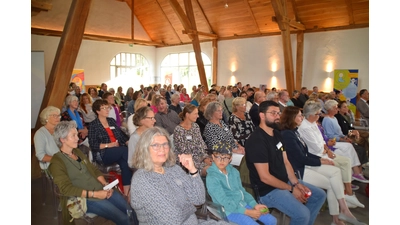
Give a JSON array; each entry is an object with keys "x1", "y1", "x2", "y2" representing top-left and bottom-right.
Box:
[
  {"x1": 351, "y1": 184, "x2": 359, "y2": 191},
  {"x1": 339, "y1": 213, "x2": 367, "y2": 225},
  {"x1": 346, "y1": 201, "x2": 357, "y2": 208},
  {"x1": 345, "y1": 194, "x2": 365, "y2": 208},
  {"x1": 352, "y1": 174, "x2": 369, "y2": 183}
]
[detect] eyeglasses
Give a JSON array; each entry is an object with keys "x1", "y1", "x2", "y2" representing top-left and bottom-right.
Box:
[
  {"x1": 265, "y1": 111, "x2": 281, "y2": 116},
  {"x1": 100, "y1": 106, "x2": 112, "y2": 110},
  {"x1": 145, "y1": 117, "x2": 156, "y2": 120},
  {"x1": 49, "y1": 114, "x2": 61, "y2": 119},
  {"x1": 215, "y1": 109, "x2": 223, "y2": 113},
  {"x1": 315, "y1": 112, "x2": 322, "y2": 116},
  {"x1": 150, "y1": 142, "x2": 170, "y2": 151},
  {"x1": 213, "y1": 155, "x2": 231, "y2": 162}
]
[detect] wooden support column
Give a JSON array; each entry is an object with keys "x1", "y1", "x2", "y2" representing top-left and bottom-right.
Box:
[
  {"x1": 271, "y1": 0, "x2": 295, "y2": 94},
  {"x1": 212, "y1": 39, "x2": 218, "y2": 85},
  {"x1": 295, "y1": 31, "x2": 304, "y2": 91},
  {"x1": 131, "y1": 0, "x2": 134, "y2": 39},
  {"x1": 35, "y1": 0, "x2": 92, "y2": 129}
]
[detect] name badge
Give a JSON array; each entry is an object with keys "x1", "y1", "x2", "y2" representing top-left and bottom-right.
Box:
[
  {"x1": 224, "y1": 127, "x2": 229, "y2": 131},
  {"x1": 276, "y1": 142, "x2": 283, "y2": 151},
  {"x1": 110, "y1": 126, "x2": 115, "y2": 130},
  {"x1": 186, "y1": 135, "x2": 192, "y2": 140}
]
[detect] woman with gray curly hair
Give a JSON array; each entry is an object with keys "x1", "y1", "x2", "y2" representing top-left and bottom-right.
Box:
[
  {"x1": 49, "y1": 121, "x2": 137, "y2": 225},
  {"x1": 203, "y1": 101, "x2": 245, "y2": 154},
  {"x1": 130, "y1": 127, "x2": 228, "y2": 224},
  {"x1": 61, "y1": 95, "x2": 89, "y2": 146}
]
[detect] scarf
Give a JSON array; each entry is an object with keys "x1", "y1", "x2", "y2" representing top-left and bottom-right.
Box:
[
  {"x1": 317, "y1": 124, "x2": 336, "y2": 151},
  {"x1": 113, "y1": 105, "x2": 121, "y2": 127},
  {"x1": 67, "y1": 108, "x2": 84, "y2": 129}
]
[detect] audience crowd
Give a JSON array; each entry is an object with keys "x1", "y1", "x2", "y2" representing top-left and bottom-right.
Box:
[{"x1": 35, "y1": 81, "x2": 369, "y2": 225}]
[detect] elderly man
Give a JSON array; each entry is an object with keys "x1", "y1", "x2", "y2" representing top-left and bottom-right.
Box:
[
  {"x1": 154, "y1": 96, "x2": 180, "y2": 135},
  {"x1": 249, "y1": 90, "x2": 266, "y2": 127},
  {"x1": 277, "y1": 90, "x2": 290, "y2": 112},
  {"x1": 356, "y1": 89, "x2": 369, "y2": 124}
]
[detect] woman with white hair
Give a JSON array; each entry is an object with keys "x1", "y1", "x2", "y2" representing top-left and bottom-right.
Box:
[
  {"x1": 322, "y1": 100, "x2": 369, "y2": 183},
  {"x1": 34, "y1": 106, "x2": 61, "y2": 170},
  {"x1": 61, "y1": 95, "x2": 89, "y2": 146}
]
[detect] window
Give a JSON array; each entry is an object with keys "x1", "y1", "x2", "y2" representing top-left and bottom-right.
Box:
[
  {"x1": 160, "y1": 52, "x2": 212, "y2": 88},
  {"x1": 110, "y1": 53, "x2": 150, "y2": 90}
]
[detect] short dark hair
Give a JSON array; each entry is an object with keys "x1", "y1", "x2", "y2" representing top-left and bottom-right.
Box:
[
  {"x1": 359, "y1": 89, "x2": 368, "y2": 96},
  {"x1": 92, "y1": 99, "x2": 109, "y2": 116},
  {"x1": 102, "y1": 92, "x2": 113, "y2": 99},
  {"x1": 259, "y1": 100, "x2": 279, "y2": 114}
]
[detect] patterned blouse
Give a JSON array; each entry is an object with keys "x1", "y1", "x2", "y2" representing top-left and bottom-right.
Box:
[
  {"x1": 228, "y1": 112, "x2": 255, "y2": 147},
  {"x1": 203, "y1": 120, "x2": 238, "y2": 150},
  {"x1": 173, "y1": 123, "x2": 208, "y2": 171}
]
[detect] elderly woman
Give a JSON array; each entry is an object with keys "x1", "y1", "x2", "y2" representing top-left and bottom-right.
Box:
[
  {"x1": 61, "y1": 95, "x2": 89, "y2": 146},
  {"x1": 34, "y1": 106, "x2": 61, "y2": 170},
  {"x1": 298, "y1": 101, "x2": 367, "y2": 208},
  {"x1": 322, "y1": 100, "x2": 369, "y2": 182},
  {"x1": 88, "y1": 99, "x2": 132, "y2": 196},
  {"x1": 49, "y1": 121, "x2": 136, "y2": 225},
  {"x1": 127, "y1": 98, "x2": 148, "y2": 136},
  {"x1": 130, "y1": 127, "x2": 229, "y2": 225},
  {"x1": 203, "y1": 101, "x2": 245, "y2": 154},
  {"x1": 128, "y1": 106, "x2": 156, "y2": 168},
  {"x1": 239, "y1": 91, "x2": 253, "y2": 112},
  {"x1": 228, "y1": 97, "x2": 255, "y2": 147},
  {"x1": 280, "y1": 107, "x2": 367, "y2": 225},
  {"x1": 173, "y1": 104, "x2": 212, "y2": 176},
  {"x1": 78, "y1": 93, "x2": 97, "y2": 125},
  {"x1": 180, "y1": 87, "x2": 191, "y2": 104},
  {"x1": 169, "y1": 93, "x2": 183, "y2": 115}
]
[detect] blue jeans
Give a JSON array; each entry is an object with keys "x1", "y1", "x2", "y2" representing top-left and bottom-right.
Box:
[
  {"x1": 259, "y1": 180, "x2": 326, "y2": 225},
  {"x1": 227, "y1": 205, "x2": 277, "y2": 225},
  {"x1": 102, "y1": 146, "x2": 132, "y2": 185},
  {"x1": 87, "y1": 190, "x2": 136, "y2": 225}
]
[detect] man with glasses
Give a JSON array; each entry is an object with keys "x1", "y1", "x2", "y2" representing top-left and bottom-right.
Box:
[
  {"x1": 245, "y1": 100, "x2": 326, "y2": 225},
  {"x1": 154, "y1": 96, "x2": 181, "y2": 135}
]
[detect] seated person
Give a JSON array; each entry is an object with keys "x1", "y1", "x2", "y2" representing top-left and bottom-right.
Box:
[
  {"x1": 49, "y1": 121, "x2": 137, "y2": 225},
  {"x1": 130, "y1": 127, "x2": 229, "y2": 225},
  {"x1": 206, "y1": 141, "x2": 277, "y2": 225},
  {"x1": 61, "y1": 95, "x2": 89, "y2": 147},
  {"x1": 154, "y1": 96, "x2": 181, "y2": 135},
  {"x1": 169, "y1": 93, "x2": 183, "y2": 115},
  {"x1": 355, "y1": 89, "x2": 369, "y2": 123},
  {"x1": 88, "y1": 99, "x2": 132, "y2": 196}
]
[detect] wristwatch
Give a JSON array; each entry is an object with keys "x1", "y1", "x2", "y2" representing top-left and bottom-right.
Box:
[{"x1": 105, "y1": 144, "x2": 108, "y2": 148}]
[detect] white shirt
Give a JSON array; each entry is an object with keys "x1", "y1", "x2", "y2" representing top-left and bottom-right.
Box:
[{"x1": 297, "y1": 119, "x2": 330, "y2": 159}]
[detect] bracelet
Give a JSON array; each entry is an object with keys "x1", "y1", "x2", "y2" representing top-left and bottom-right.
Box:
[
  {"x1": 290, "y1": 185, "x2": 294, "y2": 193},
  {"x1": 189, "y1": 170, "x2": 198, "y2": 175},
  {"x1": 292, "y1": 182, "x2": 299, "y2": 187},
  {"x1": 86, "y1": 190, "x2": 89, "y2": 198}
]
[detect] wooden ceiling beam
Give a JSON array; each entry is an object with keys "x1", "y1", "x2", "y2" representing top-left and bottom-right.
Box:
[
  {"x1": 289, "y1": 0, "x2": 300, "y2": 22},
  {"x1": 193, "y1": 0, "x2": 214, "y2": 34},
  {"x1": 182, "y1": 29, "x2": 218, "y2": 39},
  {"x1": 31, "y1": 0, "x2": 53, "y2": 11},
  {"x1": 282, "y1": 16, "x2": 305, "y2": 30},
  {"x1": 168, "y1": 0, "x2": 194, "y2": 40},
  {"x1": 344, "y1": 0, "x2": 355, "y2": 25},
  {"x1": 243, "y1": 0, "x2": 261, "y2": 34},
  {"x1": 31, "y1": 28, "x2": 165, "y2": 46},
  {"x1": 35, "y1": 0, "x2": 92, "y2": 129}
]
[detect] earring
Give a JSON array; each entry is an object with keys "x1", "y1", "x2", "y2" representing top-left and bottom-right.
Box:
[{"x1": 46, "y1": 120, "x2": 48, "y2": 122}]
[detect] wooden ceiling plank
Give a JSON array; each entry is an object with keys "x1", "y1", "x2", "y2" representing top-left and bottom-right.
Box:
[
  {"x1": 31, "y1": 0, "x2": 53, "y2": 11},
  {"x1": 193, "y1": 0, "x2": 215, "y2": 34},
  {"x1": 243, "y1": 0, "x2": 261, "y2": 34},
  {"x1": 182, "y1": 29, "x2": 218, "y2": 39},
  {"x1": 156, "y1": 0, "x2": 183, "y2": 43},
  {"x1": 168, "y1": 0, "x2": 194, "y2": 39},
  {"x1": 35, "y1": 0, "x2": 92, "y2": 129}
]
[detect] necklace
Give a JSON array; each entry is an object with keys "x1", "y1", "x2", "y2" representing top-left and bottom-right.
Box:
[
  {"x1": 60, "y1": 150, "x2": 82, "y2": 172},
  {"x1": 154, "y1": 167, "x2": 164, "y2": 174}
]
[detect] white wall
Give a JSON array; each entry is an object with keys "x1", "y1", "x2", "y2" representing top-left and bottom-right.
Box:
[{"x1": 31, "y1": 27, "x2": 368, "y2": 93}]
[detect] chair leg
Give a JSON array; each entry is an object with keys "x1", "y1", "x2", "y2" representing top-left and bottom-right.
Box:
[
  {"x1": 50, "y1": 179, "x2": 59, "y2": 219},
  {"x1": 41, "y1": 171, "x2": 47, "y2": 206}
]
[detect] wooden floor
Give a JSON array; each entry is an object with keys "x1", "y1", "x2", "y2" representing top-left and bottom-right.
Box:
[{"x1": 31, "y1": 148, "x2": 369, "y2": 225}]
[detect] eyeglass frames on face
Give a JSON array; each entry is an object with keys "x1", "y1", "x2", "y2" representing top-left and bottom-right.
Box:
[
  {"x1": 213, "y1": 155, "x2": 231, "y2": 162},
  {"x1": 145, "y1": 117, "x2": 156, "y2": 120},
  {"x1": 100, "y1": 106, "x2": 112, "y2": 110},
  {"x1": 150, "y1": 142, "x2": 170, "y2": 151},
  {"x1": 49, "y1": 114, "x2": 61, "y2": 119},
  {"x1": 265, "y1": 111, "x2": 281, "y2": 116}
]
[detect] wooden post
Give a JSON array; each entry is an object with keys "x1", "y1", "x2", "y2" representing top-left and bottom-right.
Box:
[
  {"x1": 212, "y1": 39, "x2": 218, "y2": 85},
  {"x1": 35, "y1": 0, "x2": 92, "y2": 130}
]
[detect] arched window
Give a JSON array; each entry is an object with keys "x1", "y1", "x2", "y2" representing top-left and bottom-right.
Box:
[
  {"x1": 160, "y1": 52, "x2": 212, "y2": 88},
  {"x1": 109, "y1": 53, "x2": 150, "y2": 90}
]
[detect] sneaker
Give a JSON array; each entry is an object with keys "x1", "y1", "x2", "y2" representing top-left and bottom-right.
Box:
[
  {"x1": 345, "y1": 194, "x2": 365, "y2": 208},
  {"x1": 352, "y1": 174, "x2": 369, "y2": 183},
  {"x1": 346, "y1": 201, "x2": 357, "y2": 208},
  {"x1": 339, "y1": 213, "x2": 367, "y2": 225},
  {"x1": 352, "y1": 184, "x2": 360, "y2": 191}
]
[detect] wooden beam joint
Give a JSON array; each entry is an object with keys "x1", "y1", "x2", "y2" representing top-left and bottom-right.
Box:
[{"x1": 182, "y1": 29, "x2": 218, "y2": 39}]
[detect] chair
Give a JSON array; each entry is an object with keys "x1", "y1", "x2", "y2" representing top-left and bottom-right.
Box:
[
  {"x1": 39, "y1": 162, "x2": 59, "y2": 219},
  {"x1": 89, "y1": 150, "x2": 124, "y2": 192},
  {"x1": 253, "y1": 184, "x2": 287, "y2": 225}
]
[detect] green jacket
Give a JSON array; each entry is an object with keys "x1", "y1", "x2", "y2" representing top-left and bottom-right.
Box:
[{"x1": 49, "y1": 148, "x2": 104, "y2": 225}]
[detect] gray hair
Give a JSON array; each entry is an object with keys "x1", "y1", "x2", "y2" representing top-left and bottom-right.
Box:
[
  {"x1": 132, "y1": 127, "x2": 176, "y2": 171},
  {"x1": 171, "y1": 93, "x2": 180, "y2": 101},
  {"x1": 302, "y1": 101, "x2": 322, "y2": 119},
  {"x1": 204, "y1": 101, "x2": 222, "y2": 120},
  {"x1": 53, "y1": 121, "x2": 77, "y2": 148},
  {"x1": 324, "y1": 99, "x2": 338, "y2": 111},
  {"x1": 39, "y1": 106, "x2": 60, "y2": 125},
  {"x1": 266, "y1": 92, "x2": 277, "y2": 101},
  {"x1": 65, "y1": 95, "x2": 79, "y2": 106}
]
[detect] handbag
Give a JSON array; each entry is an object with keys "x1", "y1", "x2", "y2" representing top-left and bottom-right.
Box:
[{"x1": 66, "y1": 196, "x2": 87, "y2": 222}]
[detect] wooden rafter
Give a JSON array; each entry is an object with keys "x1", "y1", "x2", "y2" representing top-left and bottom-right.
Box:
[
  {"x1": 344, "y1": 0, "x2": 355, "y2": 25},
  {"x1": 131, "y1": 0, "x2": 134, "y2": 39},
  {"x1": 289, "y1": 0, "x2": 300, "y2": 22},
  {"x1": 295, "y1": 31, "x2": 304, "y2": 91},
  {"x1": 155, "y1": 0, "x2": 183, "y2": 43},
  {"x1": 32, "y1": 0, "x2": 52, "y2": 11},
  {"x1": 35, "y1": 0, "x2": 92, "y2": 129},
  {"x1": 168, "y1": 0, "x2": 194, "y2": 39},
  {"x1": 193, "y1": 0, "x2": 214, "y2": 34},
  {"x1": 243, "y1": 0, "x2": 261, "y2": 34},
  {"x1": 182, "y1": 29, "x2": 218, "y2": 39}
]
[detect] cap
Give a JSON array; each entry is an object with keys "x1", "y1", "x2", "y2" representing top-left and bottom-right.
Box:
[{"x1": 212, "y1": 141, "x2": 232, "y2": 155}]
